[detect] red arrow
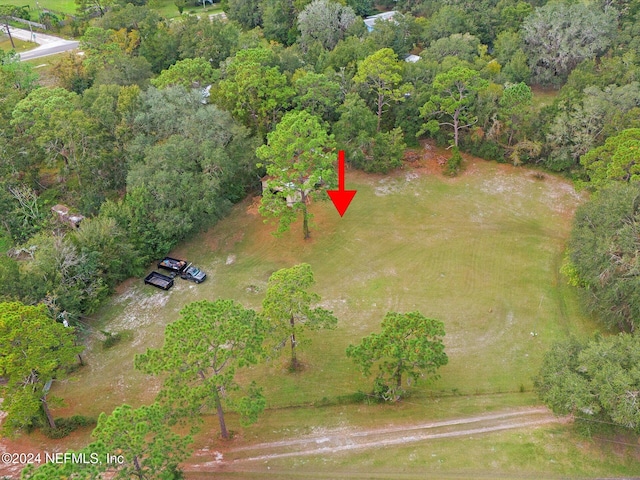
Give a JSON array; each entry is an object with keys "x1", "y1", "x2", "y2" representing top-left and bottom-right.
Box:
[{"x1": 327, "y1": 150, "x2": 357, "y2": 217}]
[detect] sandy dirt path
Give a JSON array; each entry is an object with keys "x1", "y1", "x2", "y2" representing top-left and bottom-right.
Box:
[{"x1": 185, "y1": 407, "x2": 563, "y2": 474}]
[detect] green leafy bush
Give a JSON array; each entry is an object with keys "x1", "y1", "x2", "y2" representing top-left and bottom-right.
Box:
[
  {"x1": 42, "y1": 416, "x2": 96, "y2": 439},
  {"x1": 444, "y1": 147, "x2": 464, "y2": 177}
]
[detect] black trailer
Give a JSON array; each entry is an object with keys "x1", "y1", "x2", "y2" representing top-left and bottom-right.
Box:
[
  {"x1": 158, "y1": 257, "x2": 188, "y2": 273},
  {"x1": 144, "y1": 271, "x2": 174, "y2": 290}
]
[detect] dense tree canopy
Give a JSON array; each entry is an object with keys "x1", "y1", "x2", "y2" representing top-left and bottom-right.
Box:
[
  {"x1": 0, "y1": 302, "x2": 83, "y2": 435},
  {"x1": 536, "y1": 334, "x2": 640, "y2": 434},
  {"x1": 214, "y1": 47, "x2": 295, "y2": 134},
  {"x1": 545, "y1": 83, "x2": 640, "y2": 172},
  {"x1": 292, "y1": 71, "x2": 343, "y2": 122},
  {"x1": 566, "y1": 183, "x2": 640, "y2": 332},
  {"x1": 297, "y1": 0, "x2": 357, "y2": 50},
  {"x1": 581, "y1": 128, "x2": 640, "y2": 189},
  {"x1": 521, "y1": 2, "x2": 616, "y2": 85},
  {"x1": 124, "y1": 86, "x2": 258, "y2": 259},
  {"x1": 150, "y1": 57, "x2": 217, "y2": 89}
]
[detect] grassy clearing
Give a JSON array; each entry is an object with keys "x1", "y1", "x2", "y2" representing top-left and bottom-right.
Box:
[
  {"x1": 43, "y1": 157, "x2": 615, "y2": 475},
  {"x1": 0, "y1": 0, "x2": 221, "y2": 21},
  {"x1": 0, "y1": 37, "x2": 36, "y2": 52},
  {"x1": 24, "y1": 52, "x2": 66, "y2": 68},
  {"x1": 24, "y1": 53, "x2": 69, "y2": 87},
  {"x1": 531, "y1": 85, "x2": 559, "y2": 110},
  {"x1": 57, "y1": 158, "x2": 595, "y2": 409},
  {"x1": 1, "y1": 0, "x2": 77, "y2": 16},
  {"x1": 152, "y1": 0, "x2": 224, "y2": 19}
]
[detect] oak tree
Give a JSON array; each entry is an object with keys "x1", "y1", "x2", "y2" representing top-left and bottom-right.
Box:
[
  {"x1": 521, "y1": 2, "x2": 616, "y2": 85},
  {"x1": 0, "y1": 302, "x2": 83, "y2": 435},
  {"x1": 546, "y1": 83, "x2": 640, "y2": 172},
  {"x1": 565, "y1": 183, "x2": 640, "y2": 332},
  {"x1": 536, "y1": 334, "x2": 640, "y2": 434},
  {"x1": 297, "y1": 0, "x2": 357, "y2": 51},
  {"x1": 176, "y1": 16, "x2": 241, "y2": 69}
]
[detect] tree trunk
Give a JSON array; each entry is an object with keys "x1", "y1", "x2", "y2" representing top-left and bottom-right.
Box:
[
  {"x1": 4, "y1": 22, "x2": 15, "y2": 49},
  {"x1": 133, "y1": 455, "x2": 143, "y2": 479},
  {"x1": 377, "y1": 92, "x2": 383, "y2": 132},
  {"x1": 215, "y1": 389, "x2": 229, "y2": 440},
  {"x1": 289, "y1": 315, "x2": 298, "y2": 370},
  {"x1": 41, "y1": 396, "x2": 56, "y2": 429},
  {"x1": 302, "y1": 202, "x2": 310, "y2": 240},
  {"x1": 453, "y1": 109, "x2": 460, "y2": 147}
]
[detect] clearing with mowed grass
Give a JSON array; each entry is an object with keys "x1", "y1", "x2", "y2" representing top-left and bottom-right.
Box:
[{"x1": 12, "y1": 154, "x2": 638, "y2": 478}]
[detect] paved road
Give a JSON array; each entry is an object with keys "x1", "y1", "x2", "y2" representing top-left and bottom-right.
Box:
[{"x1": 7, "y1": 26, "x2": 79, "y2": 61}]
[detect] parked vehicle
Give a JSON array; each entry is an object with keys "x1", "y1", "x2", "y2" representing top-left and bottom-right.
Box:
[
  {"x1": 158, "y1": 257, "x2": 187, "y2": 274},
  {"x1": 180, "y1": 263, "x2": 207, "y2": 283},
  {"x1": 144, "y1": 272, "x2": 174, "y2": 290},
  {"x1": 156, "y1": 257, "x2": 206, "y2": 284}
]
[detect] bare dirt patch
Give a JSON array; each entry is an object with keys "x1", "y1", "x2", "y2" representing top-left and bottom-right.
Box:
[
  {"x1": 404, "y1": 141, "x2": 449, "y2": 176},
  {"x1": 246, "y1": 196, "x2": 262, "y2": 216}
]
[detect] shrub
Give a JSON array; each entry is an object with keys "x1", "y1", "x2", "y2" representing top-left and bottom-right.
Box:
[
  {"x1": 460, "y1": 138, "x2": 505, "y2": 162},
  {"x1": 42, "y1": 415, "x2": 96, "y2": 439},
  {"x1": 101, "y1": 330, "x2": 132, "y2": 349},
  {"x1": 347, "y1": 129, "x2": 406, "y2": 174},
  {"x1": 444, "y1": 147, "x2": 464, "y2": 177}
]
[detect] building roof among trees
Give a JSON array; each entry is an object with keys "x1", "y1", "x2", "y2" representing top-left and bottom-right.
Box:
[{"x1": 364, "y1": 11, "x2": 398, "y2": 31}]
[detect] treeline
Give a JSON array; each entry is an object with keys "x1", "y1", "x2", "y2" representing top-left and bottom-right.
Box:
[
  {"x1": 2, "y1": 0, "x2": 640, "y2": 325},
  {"x1": 0, "y1": 57, "x2": 257, "y2": 322},
  {"x1": 540, "y1": 151, "x2": 640, "y2": 435}
]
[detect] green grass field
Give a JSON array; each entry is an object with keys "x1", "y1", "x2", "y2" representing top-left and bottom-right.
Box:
[
  {"x1": 1, "y1": 0, "x2": 77, "y2": 16},
  {"x1": 152, "y1": 0, "x2": 223, "y2": 19},
  {"x1": 532, "y1": 85, "x2": 559, "y2": 110},
  {"x1": 43, "y1": 156, "x2": 633, "y2": 476},
  {"x1": 1, "y1": 0, "x2": 221, "y2": 20},
  {"x1": 0, "y1": 36, "x2": 36, "y2": 52}
]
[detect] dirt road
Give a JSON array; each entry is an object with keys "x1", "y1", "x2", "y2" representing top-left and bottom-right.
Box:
[{"x1": 185, "y1": 407, "x2": 562, "y2": 475}]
